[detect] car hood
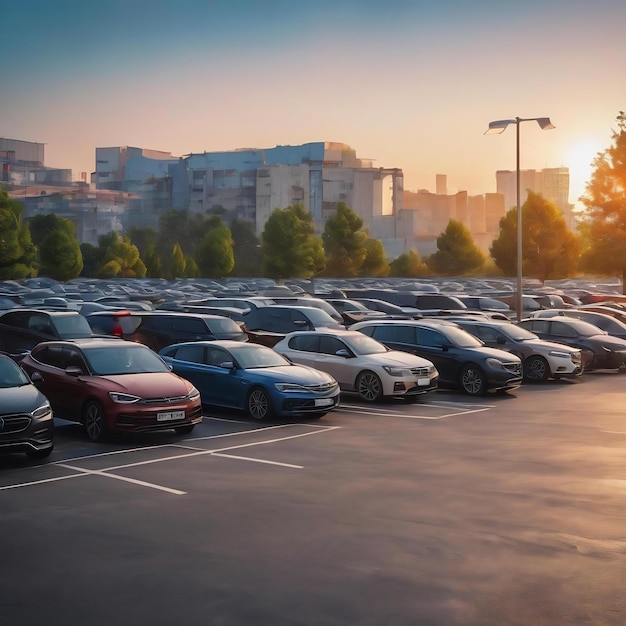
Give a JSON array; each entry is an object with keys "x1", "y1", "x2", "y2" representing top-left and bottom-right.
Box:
[
  {"x1": 0, "y1": 384, "x2": 49, "y2": 415},
  {"x1": 96, "y1": 372, "x2": 193, "y2": 397},
  {"x1": 248, "y1": 364, "x2": 336, "y2": 385},
  {"x1": 589, "y1": 335, "x2": 626, "y2": 349},
  {"x1": 361, "y1": 351, "x2": 434, "y2": 369},
  {"x1": 469, "y1": 346, "x2": 521, "y2": 362},
  {"x1": 525, "y1": 339, "x2": 580, "y2": 354}
]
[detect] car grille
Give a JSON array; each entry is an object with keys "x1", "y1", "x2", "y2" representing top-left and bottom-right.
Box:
[
  {"x1": 410, "y1": 367, "x2": 432, "y2": 377},
  {"x1": 302, "y1": 382, "x2": 338, "y2": 393},
  {"x1": 139, "y1": 395, "x2": 188, "y2": 405},
  {"x1": 503, "y1": 362, "x2": 522, "y2": 375},
  {"x1": 0, "y1": 414, "x2": 31, "y2": 434}
]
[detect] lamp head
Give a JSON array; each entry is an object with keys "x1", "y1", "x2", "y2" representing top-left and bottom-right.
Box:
[
  {"x1": 484, "y1": 119, "x2": 516, "y2": 135},
  {"x1": 536, "y1": 117, "x2": 555, "y2": 130}
]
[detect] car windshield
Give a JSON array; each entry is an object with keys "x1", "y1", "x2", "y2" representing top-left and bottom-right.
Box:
[
  {"x1": 53, "y1": 315, "x2": 93, "y2": 338},
  {"x1": 0, "y1": 357, "x2": 30, "y2": 387},
  {"x1": 84, "y1": 345, "x2": 170, "y2": 375},
  {"x1": 565, "y1": 319, "x2": 607, "y2": 337},
  {"x1": 229, "y1": 344, "x2": 290, "y2": 369},
  {"x1": 344, "y1": 333, "x2": 388, "y2": 355}
]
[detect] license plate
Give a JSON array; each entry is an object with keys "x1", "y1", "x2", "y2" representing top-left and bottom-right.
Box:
[
  {"x1": 417, "y1": 378, "x2": 431, "y2": 386},
  {"x1": 314, "y1": 398, "x2": 333, "y2": 407},
  {"x1": 157, "y1": 410, "x2": 185, "y2": 422}
]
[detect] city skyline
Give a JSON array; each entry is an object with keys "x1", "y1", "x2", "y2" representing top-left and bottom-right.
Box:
[{"x1": 3, "y1": 0, "x2": 626, "y2": 210}]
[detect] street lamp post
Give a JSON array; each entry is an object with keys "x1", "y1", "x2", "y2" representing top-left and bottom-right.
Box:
[{"x1": 485, "y1": 117, "x2": 555, "y2": 322}]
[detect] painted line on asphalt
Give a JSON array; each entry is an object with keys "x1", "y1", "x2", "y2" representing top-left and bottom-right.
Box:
[
  {"x1": 58, "y1": 463, "x2": 187, "y2": 495},
  {"x1": 0, "y1": 423, "x2": 339, "y2": 493}
]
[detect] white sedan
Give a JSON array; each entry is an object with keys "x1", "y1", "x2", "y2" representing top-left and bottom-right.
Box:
[{"x1": 273, "y1": 329, "x2": 438, "y2": 403}]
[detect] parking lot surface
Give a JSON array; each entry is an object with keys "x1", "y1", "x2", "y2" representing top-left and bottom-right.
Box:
[{"x1": 2, "y1": 374, "x2": 626, "y2": 625}]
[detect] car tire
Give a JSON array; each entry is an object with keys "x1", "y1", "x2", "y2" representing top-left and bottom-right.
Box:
[
  {"x1": 175, "y1": 425, "x2": 195, "y2": 435},
  {"x1": 356, "y1": 370, "x2": 383, "y2": 403},
  {"x1": 524, "y1": 355, "x2": 550, "y2": 381},
  {"x1": 26, "y1": 446, "x2": 53, "y2": 460},
  {"x1": 83, "y1": 400, "x2": 109, "y2": 442},
  {"x1": 246, "y1": 387, "x2": 272, "y2": 420},
  {"x1": 459, "y1": 364, "x2": 485, "y2": 396}
]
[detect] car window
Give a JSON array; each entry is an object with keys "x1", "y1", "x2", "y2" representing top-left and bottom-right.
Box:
[
  {"x1": 174, "y1": 344, "x2": 206, "y2": 363},
  {"x1": 27, "y1": 314, "x2": 54, "y2": 335},
  {"x1": 229, "y1": 344, "x2": 289, "y2": 369},
  {"x1": 370, "y1": 325, "x2": 415, "y2": 344},
  {"x1": 0, "y1": 356, "x2": 29, "y2": 387},
  {"x1": 550, "y1": 321, "x2": 579, "y2": 338},
  {"x1": 65, "y1": 347, "x2": 88, "y2": 373},
  {"x1": 206, "y1": 318, "x2": 242, "y2": 333},
  {"x1": 319, "y1": 336, "x2": 347, "y2": 355},
  {"x1": 172, "y1": 317, "x2": 207, "y2": 333},
  {"x1": 288, "y1": 334, "x2": 319, "y2": 352},
  {"x1": 416, "y1": 327, "x2": 448, "y2": 347},
  {"x1": 0, "y1": 311, "x2": 29, "y2": 329},
  {"x1": 32, "y1": 344, "x2": 66, "y2": 368},
  {"x1": 205, "y1": 347, "x2": 231, "y2": 366},
  {"x1": 53, "y1": 315, "x2": 93, "y2": 338}
]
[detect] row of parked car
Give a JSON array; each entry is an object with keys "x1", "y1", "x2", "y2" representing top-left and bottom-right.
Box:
[{"x1": 2, "y1": 277, "x2": 626, "y2": 460}]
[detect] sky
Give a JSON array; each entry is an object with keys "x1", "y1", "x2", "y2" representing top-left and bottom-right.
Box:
[{"x1": 3, "y1": 0, "x2": 626, "y2": 210}]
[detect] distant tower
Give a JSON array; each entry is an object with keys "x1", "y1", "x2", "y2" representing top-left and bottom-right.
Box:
[{"x1": 436, "y1": 174, "x2": 447, "y2": 196}]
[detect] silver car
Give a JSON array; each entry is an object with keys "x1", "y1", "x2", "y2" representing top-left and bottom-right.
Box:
[{"x1": 274, "y1": 329, "x2": 438, "y2": 403}]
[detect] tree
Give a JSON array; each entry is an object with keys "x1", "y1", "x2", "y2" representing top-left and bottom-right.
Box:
[
  {"x1": 98, "y1": 232, "x2": 146, "y2": 278},
  {"x1": 429, "y1": 219, "x2": 485, "y2": 275},
  {"x1": 490, "y1": 192, "x2": 580, "y2": 282},
  {"x1": 261, "y1": 205, "x2": 326, "y2": 279},
  {"x1": 359, "y1": 239, "x2": 390, "y2": 277},
  {"x1": 30, "y1": 214, "x2": 83, "y2": 281},
  {"x1": 196, "y1": 216, "x2": 234, "y2": 278},
  {"x1": 80, "y1": 243, "x2": 101, "y2": 277},
  {"x1": 389, "y1": 249, "x2": 428, "y2": 277},
  {"x1": 579, "y1": 111, "x2": 626, "y2": 291},
  {"x1": 230, "y1": 218, "x2": 262, "y2": 277},
  {"x1": 0, "y1": 191, "x2": 37, "y2": 279},
  {"x1": 142, "y1": 243, "x2": 162, "y2": 278},
  {"x1": 169, "y1": 242, "x2": 186, "y2": 279},
  {"x1": 322, "y1": 203, "x2": 368, "y2": 277}
]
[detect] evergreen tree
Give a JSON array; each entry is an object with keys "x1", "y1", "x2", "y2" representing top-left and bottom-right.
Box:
[
  {"x1": 0, "y1": 191, "x2": 37, "y2": 279},
  {"x1": 322, "y1": 203, "x2": 368, "y2": 277},
  {"x1": 389, "y1": 249, "x2": 428, "y2": 277},
  {"x1": 359, "y1": 239, "x2": 390, "y2": 277},
  {"x1": 429, "y1": 219, "x2": 485, "y2": 275}
]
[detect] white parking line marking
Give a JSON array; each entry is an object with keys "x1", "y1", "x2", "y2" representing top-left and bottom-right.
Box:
[
  {"x1": 58, "y1": 464, "x2": 187, "y2": 495},
  {"x1": 0, "y1": 424, "x2": 340, "y2": 494},
  {"x1": 211, "y1": 453, "x2": 303, "y2": 469},
  {"x1": 339, "y1": 399, "x2": 494, "y2": 419}
]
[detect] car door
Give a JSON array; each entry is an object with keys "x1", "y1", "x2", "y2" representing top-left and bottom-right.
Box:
[
  {"x1": 312, "y1": 336, "x2": 357, "y2": 388},
  {"x1": 203, "y1": 346, "x2": 242, "y2": 408},
  {"x1": 281, "y1": 334, "x2": 319, "y2": 368},
  {"x1": 168, "y1": 343, "x2": 208, "y2": 392}
]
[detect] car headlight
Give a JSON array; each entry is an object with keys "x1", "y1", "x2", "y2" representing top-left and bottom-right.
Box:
[
  {"x1": 274, "y1": 382, "x2": 308, "y2": 392},
  {"x1": 382, "y1": 366, "x2": 410, "y2": 377},
  {"x1": 549, "y1": 350, "x2": 572, "y2": 359},
  {"x1": 186, "y1": 386, "x2": 201, "y2": 401},
  {"x1": 31, "y1": 402, "x2": 52, "y2": 419},
  {"x1": 109, "y1": 392, "x2": 142, "y2": 404},
  {"x1": 485, "y1": 357, "x2": 505, "y2": 369}
]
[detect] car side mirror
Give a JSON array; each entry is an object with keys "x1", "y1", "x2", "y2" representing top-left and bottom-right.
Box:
[
  {"x1": 65, "y1": 366, "x2": 83, "y2": 376},
  {"x1": 219, "y1": 361, "x2": 235, "y2": 369},
  {"x1": 293, "y1": 319, "x2": 308, "y2": 326},
  {"x1": 30, "y1": 371, "x2": 43, "y2": 383},
  {"x1": 335, "y1": 349, "x2": 351, "y2": 358}
]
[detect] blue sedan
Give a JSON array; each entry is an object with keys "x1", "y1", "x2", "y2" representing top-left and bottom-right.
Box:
[{"x1": 159, "y1": 341, "x2": 340, "y2": 420}]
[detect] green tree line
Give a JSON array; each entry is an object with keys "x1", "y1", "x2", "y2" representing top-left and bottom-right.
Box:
[{"x1": 2, "y1": 111, "x2": 626, "y2": 287}]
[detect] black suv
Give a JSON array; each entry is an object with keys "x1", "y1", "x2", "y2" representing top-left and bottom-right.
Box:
[
  {"x1": 85, "y1": 311, "x2": 247, "y2": 351},
  {"x1": 0, "y1": 309, "x2": 93, "y2": 355}
]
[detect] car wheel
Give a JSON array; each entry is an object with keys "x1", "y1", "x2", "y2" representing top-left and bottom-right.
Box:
[
  {"x1": 247, "y1": 387, "x2": 272, "y2": 420},
  {"x1": 459, "y1": 364, "x2": 485, "y2": 396},
  {"x1": 26, "y1": 446, "x2": 53, "y2": 460},
  {"x1": 524, "y1": 355, "x2": 549, "y2": 381},
  {"x1": 356, "y1": 371, "x2": 383, "y2": 402},
  {"x1": 83, "y1": 400, "x2": 109, "y2": 442},
  {"x1": 175, "y1": 425, "x2": 195, "y2": 435}
]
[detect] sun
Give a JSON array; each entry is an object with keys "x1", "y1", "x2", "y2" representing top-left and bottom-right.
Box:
[{"x1": 563, "y1": 140, "x2": 604, "y2": 203}]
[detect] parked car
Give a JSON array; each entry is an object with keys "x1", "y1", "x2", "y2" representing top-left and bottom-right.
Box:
[
  {"x1": 351, "y1": 298, "x2": 418, "y2": 318},
  {"x1": 351, "y1": 319, "x2": 522, "y2": 396},
  {"x1": 242, "y1": 305, "x2": 344, "y2": 347},
  {"x1": 527, "y1": 308, "x2": 626, "y2": 339},
  {"x1": 0, "y1": 354, "x2": 54, "y2": 459},
  {"x1": 0, "y1": 309, "x2": 93, "y2": 355},
  {"x1": 448, "y1": 318, "x2": 583, "y2": 381},
  {"x1": 269, "y1": 296, "x2": 344, "y2": 323},
  {"x1": 20, "y1": 338, "x2": 202, "y2": 441},
  {"x1": 159, "y1": 340, "x2": 340, "y2": 420},
  {"x1": 517, "y1": 316, "x2": 626, "y2": 371},
  {"x1": 273, "y1": 329, "x2": 438, "y2": 403},
  {"x1": 85, "y1": 311, "x2": 247, "y2": 351}
]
